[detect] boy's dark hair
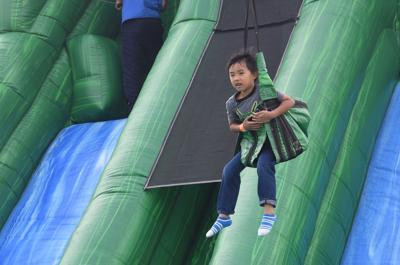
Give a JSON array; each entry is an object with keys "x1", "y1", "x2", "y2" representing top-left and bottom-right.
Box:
[{"x1": 226, "y1": 50, "x2": 258, "y2": 74}]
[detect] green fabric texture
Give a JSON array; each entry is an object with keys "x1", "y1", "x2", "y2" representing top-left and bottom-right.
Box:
[
  {"x1": 304, "y1": 29, "x2": 400, "y2": 265},
  {"x1": 171, "y1": 0, "x2": 219, "y2": 27},
  {"x1": 0, "y1": 50, "x2": 72, "y2": 228},
  {"x1": 30, "y1": 1, "x2": 90, "y2": 49},
  {"x1": 0, "y1": 0, "x2": 48, "y2": 32},
  {"x1": 238, "y1": 52, "x2": 310, "y2": 166},
  {"x1": 69, "y1": 0, "x2": 120, "y2": 40},
  {"x1": 0, "y1": 0, "x2": 121, "y2": 231},
  {"x1": 186, "y1": 188, "x2": 219, "y2": 265},
  {"x1": 161, "y1": 0, "x2": 181, "y2": 37},
  {"x1": 67, "y1": 34, "x2": 127, "y2": 123},
  {"x1": 209, "y1": 0, "x2": 399, "y2": 264},
  {"x1": 59, "y1": 0, "x2": 221, "y2": 264},
  {"x1": 0, "y1": 32, "x2": 57, "y2": 150},
  {"x1": 0, "y1": 0, "x2": 86, "y2": 227},
  {"x1": 149, "y1": 184, "x2": 217, "y2": 265}
]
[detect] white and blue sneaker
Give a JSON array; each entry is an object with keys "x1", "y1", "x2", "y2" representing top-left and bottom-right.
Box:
[
  {"x1": 258, "y1": 214, "x2": 277, "y2": 236},
  {"x1": 206, "y1": 217, "x2": 232, "y2": 238}
]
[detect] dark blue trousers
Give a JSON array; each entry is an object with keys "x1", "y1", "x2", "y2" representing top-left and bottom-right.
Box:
[
  {"x1": 122, "y1": 18, "x2": 163, "y2": 111},
  {"x1": 217, "y1": 143, "x2": 277, "y2": 215}
]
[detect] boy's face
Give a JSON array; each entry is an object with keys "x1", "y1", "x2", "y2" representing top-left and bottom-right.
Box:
[{"x1": 228, "y1": 61, "x2": 258, "y2": 94}]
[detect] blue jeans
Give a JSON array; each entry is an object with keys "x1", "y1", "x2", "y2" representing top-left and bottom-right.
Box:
[{"x1": 217, "y1": 143, "x2": 276, "y2": 215}]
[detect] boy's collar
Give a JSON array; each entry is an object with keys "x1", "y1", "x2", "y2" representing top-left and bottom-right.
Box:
[{"x1": 234, "y1": 85, "x2": 257, "y2": 103}]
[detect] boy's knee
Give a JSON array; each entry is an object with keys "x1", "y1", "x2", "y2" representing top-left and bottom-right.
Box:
[
  {"x1": 257, "y1": 163, "x2": 275, "y2": 175},
  {"x1": 222, "y1": 165, "x2": 231, "y2": 180},
  {"x1": 222, "y1": 165, "x2": 239, "y2": 183}
]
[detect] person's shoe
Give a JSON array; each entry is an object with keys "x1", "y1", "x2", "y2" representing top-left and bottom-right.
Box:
[
  {"x1": 258, "y1": 214, "x2": 277, "y2": 236},
  {"x1": 206, "y1": 217, "x2": 232, "y2": 238}
]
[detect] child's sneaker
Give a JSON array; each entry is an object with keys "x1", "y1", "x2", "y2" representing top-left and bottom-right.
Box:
[
  {"x1": 258, "y1": 214, "x2": 276, "y2": 236},
  {"x1": 206, "y1": 217, "x2": 232, "y2": 238}
]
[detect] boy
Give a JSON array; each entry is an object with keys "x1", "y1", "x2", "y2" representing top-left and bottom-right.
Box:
[{"x1": 206, "y1": 51, "x2": 295, "y2": 238}]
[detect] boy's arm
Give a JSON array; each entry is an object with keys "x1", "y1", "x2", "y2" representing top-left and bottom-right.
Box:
[
  {"x1": 229, "y1": 117, "x2": 262, "y2": 132},
  {"x1": 251, "y1": 93, "x2": 295, "y2": 123}
]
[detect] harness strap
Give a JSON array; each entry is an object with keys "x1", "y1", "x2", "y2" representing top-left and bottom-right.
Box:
[{"x1": 244, "y1": 0, "x2": 261, "y2": 52}]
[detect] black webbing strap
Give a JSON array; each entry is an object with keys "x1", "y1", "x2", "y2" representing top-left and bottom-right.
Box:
[
  {"x1": 244, "y1": 0, "x2": 261, "y2": 52},
  {"x1": 244, "y1": 0, "x2": 250, "y2": 50}
]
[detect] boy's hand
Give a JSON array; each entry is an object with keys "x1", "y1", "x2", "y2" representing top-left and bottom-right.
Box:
[
  {"x1": 251, "y1": 110, "x2": 275, "y2": 123},
  {"x1": 115, "y1": 0, "x2": 122, "y2": 10},
  {"x1": 243, "y1": 116, "x2": 262, "y2": 131}
]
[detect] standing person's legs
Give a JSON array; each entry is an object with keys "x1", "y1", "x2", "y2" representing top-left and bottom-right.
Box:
[
  {"x1": 256, "y1": 143, "x2": 277, "y2": 236},
  {"x1": 207, "y1": 152, "x2": 245, "y2": 238},
  {"x1": 121, "y1": 19, "x2": 163, "y2": 112},
  {"x1": 142, "y1": 19, "x2": 163, "y2": 80},
  {"x1": 122, "y1": 19, "x2": 146, "y2": 111}
]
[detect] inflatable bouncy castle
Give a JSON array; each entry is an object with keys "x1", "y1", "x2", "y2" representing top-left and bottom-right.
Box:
[{"x1": 0, "y1": 0, "x2": 399, "y2": 264}]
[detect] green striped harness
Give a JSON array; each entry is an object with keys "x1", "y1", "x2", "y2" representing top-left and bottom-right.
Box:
[{"x1": 237, "y1": 52, "x2": 311, "y2": 166}]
